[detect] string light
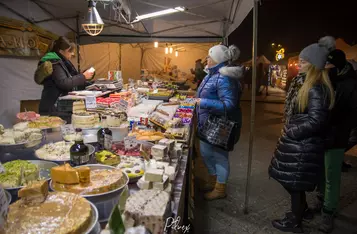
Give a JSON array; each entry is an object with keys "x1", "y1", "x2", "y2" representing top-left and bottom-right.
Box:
[
  {"x1": 165, "y1": 44, "x2": 169, "y2": 54},
  {"x1": 154, "y1": 42, "x2": 158, "y2": 48},
  {"x1": 175, "y1": 51, "x2": 178, "y2": 57},
  {"x1": 169, "y1": 47, "x2": 173, "y2": 54}
]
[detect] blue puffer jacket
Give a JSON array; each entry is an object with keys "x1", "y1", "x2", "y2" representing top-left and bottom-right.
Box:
[{"x1": 196, "y1": 63, "x2": 243, "y2": 139}]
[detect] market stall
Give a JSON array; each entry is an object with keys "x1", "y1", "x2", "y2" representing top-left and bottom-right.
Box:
[
  {"x1": 0, "y1": 84, "x2": 196, "y2": 233},
  {"x1": 0, "y1": 0, "x2": 257, "y2": 232}
]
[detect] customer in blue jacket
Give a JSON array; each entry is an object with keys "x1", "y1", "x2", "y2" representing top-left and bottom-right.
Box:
[{"x1": 196, "y1": 44, "x2": 243, "y2": 200}]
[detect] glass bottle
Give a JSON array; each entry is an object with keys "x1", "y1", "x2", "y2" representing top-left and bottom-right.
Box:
[
  {"x1": 97, "y1": 116, "x2": 113, "y2": 150},
  {"x1": 70, "y1": 128, "x2": 89, "y2": 166}
]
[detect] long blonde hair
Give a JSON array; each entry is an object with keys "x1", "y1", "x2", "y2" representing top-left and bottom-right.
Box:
[{"x1": 297, "y1": 65, "x2": 335, "y2": 113}]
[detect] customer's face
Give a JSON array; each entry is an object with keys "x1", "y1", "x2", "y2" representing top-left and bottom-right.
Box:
[
  {"x1": 59, "y1": 48, "x2": 74, "y2": 60},
  {"x1": 207, "y1": 56, "x2": 217, "y2": 68},
  {"x1": 298, "y1": 58, "x2": 311, "y2": 73}
]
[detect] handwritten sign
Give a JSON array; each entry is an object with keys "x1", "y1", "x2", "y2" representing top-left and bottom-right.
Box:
[{"x1": 85, "y1": 96, "x2": 97, "y2": 109}]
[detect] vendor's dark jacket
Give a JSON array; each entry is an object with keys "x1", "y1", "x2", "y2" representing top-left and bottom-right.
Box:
[
  {"x1": 269, "y1": 84, "x2": 331, "y2": 192},
  {"x1": 327, "y1": 63, "x2": 357, "y2": 149},
  {"x1": 34, "y1": 52, "x2": 86, "y2": 115}
]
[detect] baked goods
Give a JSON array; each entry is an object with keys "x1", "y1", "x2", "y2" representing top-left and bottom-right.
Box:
[
  {"x1": 52, "y1": 165, "x2": 125, "y2": 195},
  {"x1": 0, "y1": 160, "x2": 39, "y2": 188},
  {"x1": 35, "y1": 141, "x2": 72, "y2": 161},
  {"x1": 128, "y1": 130, "x2": 165, "y2": 142},
  {"x1": 124, "y1": 190, "x2": 171, "y2": 234},
  {"x1": 116, "y1": 156, "x2": 144, "y2": 180},
  {"x1": 28, "y1": 116, "x2": 65, "y2": 129},
  {"x1": 51, "y1": 164, "x2": 80, "y2": 184},
  {"x1": 0, "y1": 122, "x2": 42, "y2": 145},
  {"x1": 164, "y1": 128, "x2": 187, "y2": 139},
  {"x1": 72, "y1": 112, "x2": 100, "y2": 129},
  {"x1": 18, "y1": 180, "x2": 48, "y2": 205},
  {"x1": 95, "y1": 150, "x2": 120, "y2": 166},
  {"x1": 101, "y1": 110, "x2": 127, "y2": 127},
  {"x1": 16, "y1": 111, "x2": 40, "y2": 121},
  {"x1": 72, "y1": 100, "x2": 86, "y2": 114},
  {"x1": 5, "y1": 192, "x2": 92, "y2": 234}
]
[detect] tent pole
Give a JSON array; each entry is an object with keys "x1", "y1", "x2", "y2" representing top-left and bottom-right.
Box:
[
  {"x1": 76, "y1": 14, "x2": 81, "y2": 73},
  {"x1": 243, "y1": 0, "x2": 259, "y2": 214}
]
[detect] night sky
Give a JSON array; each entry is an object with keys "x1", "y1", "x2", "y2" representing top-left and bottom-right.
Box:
[{"x1": 229, "y1": 0, "x2": 357, "y2": 62}]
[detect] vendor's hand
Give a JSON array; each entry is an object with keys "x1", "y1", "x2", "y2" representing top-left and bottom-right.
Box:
[
  {"x1": 83, "y1": 70, "x2": 94, "y2": 80},
  {"x1": 195, "y1": 98, "x2": 201, "y2": 105}
]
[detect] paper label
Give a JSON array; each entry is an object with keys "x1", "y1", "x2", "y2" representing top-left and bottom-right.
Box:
[
  {"x1": 85, "y1": 95, "x2": 97, "y2": 109},
  {"x1": 153, "y1": 89, "x2": 158, "y2": 94},
  {"x1": 104, "y1": 134, "x2": 113, "y2": 150}
]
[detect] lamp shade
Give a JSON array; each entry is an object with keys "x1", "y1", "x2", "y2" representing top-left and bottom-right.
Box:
[{"x1": 82, "y1": 0, "x2": 104, "y2": 36}]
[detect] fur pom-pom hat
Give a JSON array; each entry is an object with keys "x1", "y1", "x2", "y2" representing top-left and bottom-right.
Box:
[
  {"x1": 208, "y1": 44, "x2": 240, "y2": 64},
  {"x1": 299, "y1": 36, "x2": 336, "y2": 70}
]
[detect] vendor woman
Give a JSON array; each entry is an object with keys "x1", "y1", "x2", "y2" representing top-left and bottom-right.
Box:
[{"x1": 34, "y1": 36, "x2": 93, "y2": 115}]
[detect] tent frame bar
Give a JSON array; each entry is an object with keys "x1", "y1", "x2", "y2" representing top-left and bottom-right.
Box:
[
  {"x1": 244, "y1": 0, "x2": 259, "y2": 214},
  {"x1": 34, "y1": 16, "x2": 76, "y2": 23},
  {"x1": 30, "y1": 0, "x2": 76, "y2": 32},
  {"x1": 151, "y1": 19, "x2": 225, "y2": 36},
  {"x1": 0, "y1": 2, "x2": 34, "y2": 24}
]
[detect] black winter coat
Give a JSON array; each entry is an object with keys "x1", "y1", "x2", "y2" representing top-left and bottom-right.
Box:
[
  {"x1": 37, "y1": 56, "x2": 86, "y2": 115},
  {"x1": 327, "y1": 63, "x2": 357, "y2": 149},
  {"x1": 269, "y1": 84, "x2": 331, "y2": 192}
]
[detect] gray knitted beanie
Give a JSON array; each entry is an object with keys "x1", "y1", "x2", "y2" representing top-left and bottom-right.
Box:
[{"x1": 299, "y1": 36, "x2": 336, "y2": 70}]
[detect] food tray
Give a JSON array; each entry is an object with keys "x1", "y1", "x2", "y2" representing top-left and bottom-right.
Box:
[
  {"x1": 86, "y1": 201, "x2": 100, "y2": 234},
  {"x1": 148, "y1": 95, "x2": 172, "y2": 101},
  {"x1": 0, "y1": 133, "x2": 44, "y2": 150},
  {"x1": 50, "y1": 164, "x2": 129, "y2": 222},
  {"x1": 35, "y1": 143, "x2": 95, "y2": 163},
  {"x1": 4, "y1": 160, "x2": 58, "y2": 198}
]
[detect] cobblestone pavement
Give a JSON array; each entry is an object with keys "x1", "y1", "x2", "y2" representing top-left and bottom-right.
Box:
[{"x1": 194, "y1": 102, "x2": 357, "y2": 234}]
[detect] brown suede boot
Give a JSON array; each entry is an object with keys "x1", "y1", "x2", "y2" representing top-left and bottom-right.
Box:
[
  {"x1": 200, "y1": 175, "x2": 217, "y2": 192},
  {"x1": 204, "y1": 182, "x2": 227, "y2": 200}
]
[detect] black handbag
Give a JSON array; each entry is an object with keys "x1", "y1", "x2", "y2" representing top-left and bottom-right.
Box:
[{"x1": 197, "y1": 101, "x2": 239, "y2": 151}]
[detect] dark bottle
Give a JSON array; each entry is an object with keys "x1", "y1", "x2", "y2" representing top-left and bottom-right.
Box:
[
  {"x1": 97, "y1": 116, "x2": 113, "y2": 150},
  {"x1": 70, "y1": 128, "x2": 89, "y2": 166}
]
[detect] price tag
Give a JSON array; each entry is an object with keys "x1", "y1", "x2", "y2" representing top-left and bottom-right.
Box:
[
  {"x1": 153, "y1": 89, "x2": 158, "y2": 94},
  {"x1": 85, "y1": 95, "x2": 97, "y2": 109}
]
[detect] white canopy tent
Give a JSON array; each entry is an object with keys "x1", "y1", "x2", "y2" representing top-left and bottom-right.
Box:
[
  {"x1": 0, "y1": 0, "x2": 253, "y2": 43},
  {"x1": 0, "y1": 0, "x2": 260, "y2": 213}
]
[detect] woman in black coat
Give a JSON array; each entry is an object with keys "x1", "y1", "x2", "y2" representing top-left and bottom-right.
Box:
[
  {"x1": 268, "y1": 37, "x2": 336, "y2": 233},
  {"x1": 34, "y1": 36, "x2": 93, "y2": 115}
]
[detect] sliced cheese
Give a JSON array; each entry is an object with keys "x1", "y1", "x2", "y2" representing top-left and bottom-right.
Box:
[
  {"x1": 51, "y1": 163, "x2": 79, "y2": 184},
  {"x1": 144, "y1": 168, "x2": 164, "y2": 182},
  {"x1": 76, "y1": 166, "x2": 91, "y2": 184},
  {"x1": 137, "y1": 177, "x2": 152, "y2": 190},
  {"x1": 151, "y1": 144, "x2": 168, "y2": 160},
  {"x1": 153, "y1": 175, "x2": 169, "y2": 190}
]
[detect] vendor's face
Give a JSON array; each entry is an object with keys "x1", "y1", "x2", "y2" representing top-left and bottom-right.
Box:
[
  {"x1": 59, "y1": 47, "x2": 75, "y2": 60},
  {"x1": 298, "y1": 58, "x2": 311, "y2": 73},
  {"x1": 206, "y1": 56, "x2": 217, "y2": 68}
]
